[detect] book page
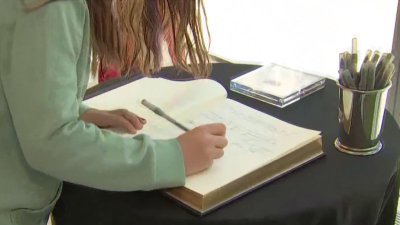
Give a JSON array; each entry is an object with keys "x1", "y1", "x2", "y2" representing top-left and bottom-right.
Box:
[
  {"x1": 84, "y1": 77, "x2": 227, "y2": 137},
  {"x1": 181, "y1": 99, "x2": 320, "y2": 195}
]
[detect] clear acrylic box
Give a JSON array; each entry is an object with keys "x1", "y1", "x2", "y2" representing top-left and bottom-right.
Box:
[{"x1": 230, "y1": 64, "x2": 326, "y2": 108}]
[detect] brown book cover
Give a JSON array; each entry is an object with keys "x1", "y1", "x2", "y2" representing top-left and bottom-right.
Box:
[{"x1": 165, "y1": 137, "x2": 323, "y2": 215}]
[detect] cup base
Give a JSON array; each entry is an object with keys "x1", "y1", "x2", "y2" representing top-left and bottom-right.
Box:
[{"x1": 334, "y1": 138, "x2": 382, "y2": 156}]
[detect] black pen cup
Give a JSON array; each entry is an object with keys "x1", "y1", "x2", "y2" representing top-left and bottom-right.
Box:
[{"x1": 335, "y1": 82, "x2": 392, "y2": 155}]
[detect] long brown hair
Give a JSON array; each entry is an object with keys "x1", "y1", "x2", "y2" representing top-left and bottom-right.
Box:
[{"x1": 86, "y1": 0, "x2": 211, "y2": 78}]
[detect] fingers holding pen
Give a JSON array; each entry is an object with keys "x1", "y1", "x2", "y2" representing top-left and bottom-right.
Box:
[
  {"x1": 201, "y1": 123, "x2": 228, "y2": 159},
  {"x1": 202, "y1": 123, "x2": 227, "y2": 135},
  {"x1": 213, "y1": 135, "x2": 228, "y2": 149},
  {"x1": 209, "y1": 147, "x2": 225, "y2": 159},
  {"x1": 177, "y1": 123, "x2": 228, "y2": 175},
  {"x1": 207, "y1": 135, "x2": 228, "y2": 159}
]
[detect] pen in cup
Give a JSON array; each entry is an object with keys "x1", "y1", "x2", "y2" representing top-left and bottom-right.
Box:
[{"x1": 141, "y1": 99, "x2": 190, "y2": 132}]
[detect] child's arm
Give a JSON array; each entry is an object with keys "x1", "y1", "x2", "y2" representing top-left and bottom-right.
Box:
[{"x1": 4, "y1": 0, "x2": 185, "y2": 191}]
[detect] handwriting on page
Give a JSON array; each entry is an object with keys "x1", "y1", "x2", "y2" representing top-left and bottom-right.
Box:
[{"x1": 185, "y1": 100, "x2": 302, "y2": 154}]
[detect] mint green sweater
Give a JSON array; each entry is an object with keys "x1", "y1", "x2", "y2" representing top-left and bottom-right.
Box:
[{"x1": 0, "y1": 0, "x2": 185, "y2": 224}]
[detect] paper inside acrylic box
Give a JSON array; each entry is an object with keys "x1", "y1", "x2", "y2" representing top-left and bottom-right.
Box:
[
  {"x1": 230, "y1": 64, "x2": 326, "y2": 108},
  {"x1": 83, "y1": 77, "x2": 324, "y2": 215}
]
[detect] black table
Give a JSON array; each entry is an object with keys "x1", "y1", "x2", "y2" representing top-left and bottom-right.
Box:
[{"x1": 53, "y1": 63, "x2": 400, "y2": 225}]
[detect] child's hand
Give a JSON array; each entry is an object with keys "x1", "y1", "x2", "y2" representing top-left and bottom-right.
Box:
[
  {"x1": 177, "y1": 123, "x2": 228, "y2": 176},
  {"x1": 80, "y1": 109, "x2": 146, "y2": 134}
]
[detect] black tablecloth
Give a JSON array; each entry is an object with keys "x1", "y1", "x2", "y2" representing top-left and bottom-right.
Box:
[{"x1": 53, "y1": 63, "x2": 400, "y2": 225}]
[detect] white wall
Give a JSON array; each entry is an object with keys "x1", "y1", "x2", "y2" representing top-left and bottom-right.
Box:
[{"x1": 203, "y1": 0, "x2": 398, "y2": 80}]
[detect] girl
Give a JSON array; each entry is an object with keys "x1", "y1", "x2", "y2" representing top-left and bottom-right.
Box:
[{"x1": 0, "y1": 0, "x2": 227, "y2": 225}]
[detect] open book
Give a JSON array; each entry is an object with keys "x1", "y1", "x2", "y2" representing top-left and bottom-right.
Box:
[{"x1": 84, "y1": 77, "x2": 323, "y2": 215}]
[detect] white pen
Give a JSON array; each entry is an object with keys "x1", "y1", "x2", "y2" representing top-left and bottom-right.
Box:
[{"x1": 141, "y1": 99, "x2": 190, "y2": 131}]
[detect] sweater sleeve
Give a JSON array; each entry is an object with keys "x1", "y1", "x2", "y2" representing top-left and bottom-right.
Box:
[
  {"x1": 79, "y1": 102, "x2": 91, "y2": 115},
  {"x1": 3, "y1": 0, "x2": 185, "y2": 191}
]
